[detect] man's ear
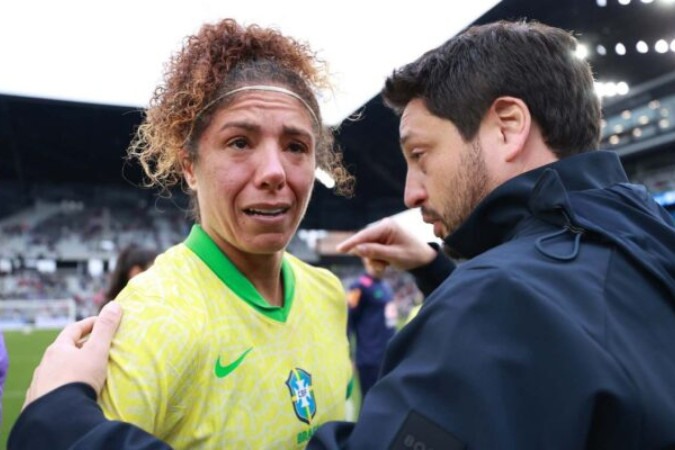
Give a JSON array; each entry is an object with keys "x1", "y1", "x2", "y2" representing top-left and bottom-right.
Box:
[
  {"x1": 489, "y1": 96, "x2": 531, "y2": 163},
  {"x1": 180, "y1": 149, "x2": 198, "y2": 190}
]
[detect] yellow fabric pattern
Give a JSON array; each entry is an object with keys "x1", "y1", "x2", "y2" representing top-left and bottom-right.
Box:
[{"x1": 99, "y1": 232, "x2": 351, "y2": 449}]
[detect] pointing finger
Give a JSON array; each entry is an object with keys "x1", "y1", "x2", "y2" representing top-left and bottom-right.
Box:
[{"x1": 336, "y1": 220, "x2": 393, "y2": 253}]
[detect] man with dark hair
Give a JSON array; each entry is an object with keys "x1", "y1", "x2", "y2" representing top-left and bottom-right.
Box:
[
  {"x1": 317, "y1": 19, "x2": 675, "y2": 449},
  {"x1": 9, "y1": 20, "x2": 675, "y2": 450}
]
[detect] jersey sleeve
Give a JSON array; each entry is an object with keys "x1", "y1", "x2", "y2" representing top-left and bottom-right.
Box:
[{"x1": 99, "y1": 279, "x2": 204, "y2": 438}]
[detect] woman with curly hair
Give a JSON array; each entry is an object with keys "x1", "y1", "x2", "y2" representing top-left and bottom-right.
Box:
[{"x1": 10, "y1": 18, "x2": 354, "y2": 450}]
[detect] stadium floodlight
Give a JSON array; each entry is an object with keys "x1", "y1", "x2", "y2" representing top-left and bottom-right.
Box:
[
  {"x1": 314, "y1": 167, "x2": 335, "y2": 189},
  {"x1": 617, "y1": 82, "x2": 630, "y2": 96},
  {"x1": 615, "y1": 43, "x2": 627, "y2": 55},
  {"x1": 655, "y1": 39, "x2": 669, "y2": 53},
  {"x1": 574, "y1": 44, "x2": 589, "y2": 59}
]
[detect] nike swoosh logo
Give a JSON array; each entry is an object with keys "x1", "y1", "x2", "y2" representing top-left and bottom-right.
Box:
[{"x1": 215, "y1": 348, "x2": 253, "y2": 378}]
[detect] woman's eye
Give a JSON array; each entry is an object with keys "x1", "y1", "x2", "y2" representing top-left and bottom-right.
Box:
[
  {"x1": 288, "y1": 142, "x2": 308, "y2": 153},
  {"x1": 228, "y1": 138, "x2": 248, "y2": 150}
]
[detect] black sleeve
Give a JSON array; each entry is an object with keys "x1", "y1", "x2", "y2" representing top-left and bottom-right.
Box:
[
  {"x1": 8, "y1": 383, "x2": 172, "y2": 450},
  {"x1": 408, "y1": 243, "x2": 455, "y2": 297}
]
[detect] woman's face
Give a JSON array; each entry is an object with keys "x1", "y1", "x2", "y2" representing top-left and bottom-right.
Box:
[{"x1": 182, "y1": 89, "x2": 317, "y2": 260}]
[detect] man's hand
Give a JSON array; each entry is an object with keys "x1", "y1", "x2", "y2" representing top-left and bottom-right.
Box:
[
  {"x1": 23, "y1": 301, "x2": 122, "y2": 410},
  {"x1": 336, "y1": 218, "x2": 437, "y2": 271}
]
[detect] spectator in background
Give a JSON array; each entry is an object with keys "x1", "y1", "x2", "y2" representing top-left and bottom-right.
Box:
[
  {"x1": 100, "y1": 244, "x2": 157, "y2": 311},
  {"x1": 0, "y1": 333, "x2": 8, "y2": 426},
  {"x1": 347, "y1": 258, "x2": 396, "y2": 400}
]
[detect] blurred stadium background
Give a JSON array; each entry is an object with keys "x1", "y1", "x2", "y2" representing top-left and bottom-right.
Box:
[{"x1": 3, "y1": 0, "x2": 675, "y2": 446}]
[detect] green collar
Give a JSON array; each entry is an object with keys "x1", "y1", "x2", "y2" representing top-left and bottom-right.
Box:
[{"x1": 184, "y1": 224, "x2": 295, "y2": 322}]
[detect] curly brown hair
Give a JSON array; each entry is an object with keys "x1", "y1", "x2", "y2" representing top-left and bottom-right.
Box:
[{"x1": 128, "y1": 18, "x2": 353, "y2": 211}]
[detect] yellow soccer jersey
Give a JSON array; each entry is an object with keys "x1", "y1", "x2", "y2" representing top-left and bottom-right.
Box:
[{"x1": 99, "y1": 225, "x2": 352, "y2": 449}]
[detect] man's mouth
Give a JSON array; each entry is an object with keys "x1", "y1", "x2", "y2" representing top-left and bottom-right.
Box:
[
  {"x1": 421, "y1": 213, "x2": 438, "y2": 224},
  {"x1": 420, "y1": 207, "x2": 436, "y2": 224}
]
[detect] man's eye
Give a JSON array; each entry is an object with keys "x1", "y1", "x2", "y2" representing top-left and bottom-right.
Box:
[{"x1": 410, "y1": 150, "x2": 423, "y2": 161}]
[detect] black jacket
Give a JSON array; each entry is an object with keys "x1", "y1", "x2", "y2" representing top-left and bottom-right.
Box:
[
  {"x1": 9, "y1": 151, "x2": 675, "y2": 449},
  {"x1": 311, "y1": 151, "x2": 675, "y2": 449}
]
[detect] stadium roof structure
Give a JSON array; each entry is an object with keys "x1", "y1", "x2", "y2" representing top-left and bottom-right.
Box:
[{"x1": 2, "y1": 0, "x2": 675, "y2": 230}]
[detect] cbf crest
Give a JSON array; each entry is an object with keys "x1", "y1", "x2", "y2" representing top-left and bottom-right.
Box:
[{"x1": 285, "y1": 368, "x2": 317, "y2": 424}]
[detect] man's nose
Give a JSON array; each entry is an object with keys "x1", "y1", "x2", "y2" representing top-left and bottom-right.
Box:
[{"x1": 403, "y1": 170, "x2": 426, "y2": 208}]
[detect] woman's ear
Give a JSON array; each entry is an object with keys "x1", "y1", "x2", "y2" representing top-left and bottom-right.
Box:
[
  {"x1": 490, "y1": 96, "x2": 531, "y2": 162},
  {"x1": 180, "y1": 149, "x2": 198, "y2": 190}
]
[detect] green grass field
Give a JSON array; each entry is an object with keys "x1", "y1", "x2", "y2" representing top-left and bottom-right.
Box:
[{"x1": 2, "y1": 329, "x2": 59, "y2": 448}]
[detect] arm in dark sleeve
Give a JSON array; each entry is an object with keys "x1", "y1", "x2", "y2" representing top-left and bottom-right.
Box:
[
  {"x1": 9, "y1": 383, "x2": 171, "y2": 450},
  {"x1": 408, "y1": 243, "x2": 455, "y2": 297},
  {"x1": 309, "y1": 268, "x2": 637, "y2": 449}
]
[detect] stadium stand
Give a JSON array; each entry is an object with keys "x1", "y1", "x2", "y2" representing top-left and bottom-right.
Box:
[{"x1": 2, "y1": 0, "x2": 674, "y2": 345}]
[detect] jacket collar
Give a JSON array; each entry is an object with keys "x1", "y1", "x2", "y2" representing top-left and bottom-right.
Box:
[{"x1": 444, "y1": 151, "x2": 628, "y2": 259}]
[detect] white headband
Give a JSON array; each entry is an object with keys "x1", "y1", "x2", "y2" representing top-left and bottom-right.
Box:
[{"x1": 194, "y1": 84, "x2": 320, "y2": 127}]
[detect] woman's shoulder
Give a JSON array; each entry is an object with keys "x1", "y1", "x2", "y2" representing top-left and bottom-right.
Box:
[{"x1": 285, "y1": 253, "x2": 342, "y2": 290}]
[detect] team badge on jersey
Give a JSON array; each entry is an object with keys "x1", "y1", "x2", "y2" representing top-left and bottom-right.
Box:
[{"x1": 285, "y1": 368, "x2": 317, "y2": 424}]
